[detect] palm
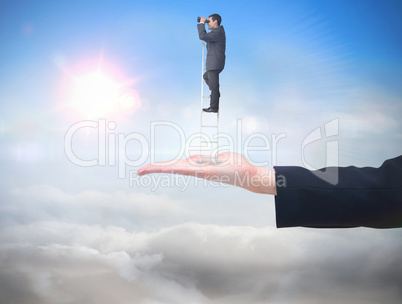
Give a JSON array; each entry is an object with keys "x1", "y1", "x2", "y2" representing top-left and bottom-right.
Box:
[{"x1": 138, "y1": 152, "x2": 276, "y2": 195}]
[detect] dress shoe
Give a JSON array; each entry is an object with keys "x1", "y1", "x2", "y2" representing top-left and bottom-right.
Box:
[{"x1": 203, "y1": 107, "x2": 218, "y2": 113}]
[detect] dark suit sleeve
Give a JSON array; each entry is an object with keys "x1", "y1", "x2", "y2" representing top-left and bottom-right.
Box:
[
  {"x1": 274, "y1": 155, "x2": 402, "y2": 229},
  {"x1": 197, "y1": 23, "x2": 223, "y2": 41}
]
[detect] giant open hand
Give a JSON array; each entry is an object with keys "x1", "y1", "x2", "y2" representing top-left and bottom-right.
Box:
[{"x1": 137, "y1": 152, "x2": 277, "y2": 195}]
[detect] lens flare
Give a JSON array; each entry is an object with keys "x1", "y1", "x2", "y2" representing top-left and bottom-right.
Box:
[
  {"x1": 71, "y1": 70, "x2": 120, "y2": 117},
  {"x1": 59, "y1": 58, "x2": 141, "y2": 120}
]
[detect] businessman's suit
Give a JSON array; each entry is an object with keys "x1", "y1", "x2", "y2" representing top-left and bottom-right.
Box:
[
  {"x1": 197, "y1": 23, "x2": 226, "y2": 111},
  {"x1": 274, "y1": 155, "x2": 402, "y2": 229}
]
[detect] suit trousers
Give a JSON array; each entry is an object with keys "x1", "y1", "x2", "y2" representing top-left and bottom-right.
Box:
[{"x1": 203, "y1": 69, "x2": 222, "y2": 110}]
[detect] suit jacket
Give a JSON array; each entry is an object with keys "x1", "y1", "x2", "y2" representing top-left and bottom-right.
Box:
[
  {"x1": 197, "y1": 23, "x2": 226, "y2": 71},
  {"x1": 274, "y1": 155, "x2": 402, "y2": 229}
]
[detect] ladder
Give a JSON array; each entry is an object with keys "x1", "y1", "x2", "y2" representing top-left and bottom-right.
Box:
[{"x1": 199, "y1": 41, "x2": 220, "y2": 164}]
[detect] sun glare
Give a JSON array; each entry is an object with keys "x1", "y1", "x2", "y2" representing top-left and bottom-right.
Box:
[
  {"x1": 72, "y1": 70, "x2": 119, "y2": 117},
  {"x1": 61, "y1": 59, "x2": 141, "y2": 119}
]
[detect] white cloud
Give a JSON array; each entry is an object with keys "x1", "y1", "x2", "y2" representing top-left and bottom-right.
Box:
[
  {"x1": 1, "y1": 181, "x2": 401, "y2": 304},
  {"x1": 0, "y1": 221, "x2": 401, "y2": 304},
  {"x1": 2, "y1": 184, "x2": 276, "y2": 229},
  {"x1": 4, "y1": 185, "x2": 189, "y2": 229}
]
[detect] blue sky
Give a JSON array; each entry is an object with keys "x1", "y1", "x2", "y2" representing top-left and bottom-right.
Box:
[{"x1": 1, "y1": 0, "x2": 402, "y2": 303}]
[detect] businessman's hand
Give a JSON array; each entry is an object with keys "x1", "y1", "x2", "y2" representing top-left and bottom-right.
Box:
[
  {"x1": 137, "y1": 152, "x2": 277, "y2": 195},
  {"x1": 200, "y1": 16, "x2": 207, "y2": 23}
]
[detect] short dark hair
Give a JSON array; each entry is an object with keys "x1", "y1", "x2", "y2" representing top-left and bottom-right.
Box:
[{"x1": 209, "y1": 14, "x2": 222, "y2": 26}]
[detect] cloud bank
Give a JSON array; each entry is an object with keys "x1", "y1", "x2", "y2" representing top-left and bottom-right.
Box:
[{"x1": 1, "y1": 186, "x2": 401, "y2": 304}]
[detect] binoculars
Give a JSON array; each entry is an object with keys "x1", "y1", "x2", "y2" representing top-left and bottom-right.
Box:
[{"x1": 197, "y1": 16, "x2": 210, "y2": 23}]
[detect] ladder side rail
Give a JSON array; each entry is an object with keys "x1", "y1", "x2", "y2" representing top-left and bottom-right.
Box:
[{"x1": 199, "y1": 42, "x2": 206, "y2": 163}]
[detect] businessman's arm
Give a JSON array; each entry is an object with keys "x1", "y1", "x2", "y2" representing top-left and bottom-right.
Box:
[
  {"x1": 274, "y1": 156, "x2": 402, "y2": 229},
  {"x1": 138, "y1": 153, "x2": 402, "y2": 229},
  {"x1": 197, "y1": 23, "x2": 223, "y2": 42}
]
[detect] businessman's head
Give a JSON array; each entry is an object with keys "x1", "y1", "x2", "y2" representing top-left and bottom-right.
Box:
[{"x1": 208, "y1": 14, "x2": 221, "y2": 29}]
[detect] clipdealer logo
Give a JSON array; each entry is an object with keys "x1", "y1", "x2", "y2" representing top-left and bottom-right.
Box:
[
  {"x1": 64, "y1": 119, "x2": 287, "y2": 179},
  {"x1": 302, "y1": 118, "x2": 339, "y2": 185},
  {"x1": 64, "y1": 118, "x2": 339, "y2": 187}
]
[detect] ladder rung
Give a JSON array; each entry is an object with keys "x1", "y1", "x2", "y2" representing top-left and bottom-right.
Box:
[
  {"x1": 201, "y1": 125, "x2": 218, "y2": 128},
  {"x1": 202, "y1": 96, "x2": 210, "y2": 98}
]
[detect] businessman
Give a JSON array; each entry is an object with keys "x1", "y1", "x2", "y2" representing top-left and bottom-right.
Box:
[
  {"x1": 138, "y1": 152, "x2": 402, "y2": 229},
  {"x1": 197, "y1": 14, "x2": 226, "y2": 113}
]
